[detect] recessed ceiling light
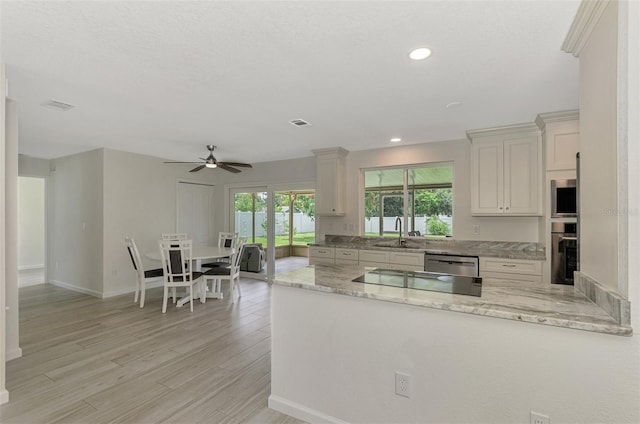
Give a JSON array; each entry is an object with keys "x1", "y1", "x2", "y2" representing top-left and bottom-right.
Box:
[
  {"x1": 446, "y1": 101, "x2": 463, "y2": 109},
  {"x1": 390, "y1": 138, "x2": 402, "y2": 143},
  {"x1": 409, "y1": 47, "x2": 432, "y2": 60}
]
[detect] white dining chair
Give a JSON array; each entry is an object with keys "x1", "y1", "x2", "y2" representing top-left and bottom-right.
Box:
[
  {"x1": 203, "y1": 241, "x2": 246, "y2": 302},
  {"x1": 158, "y1": 239, "x2": 204, "y2": 313},
  {"x1": 202, "y1": 231, "x2": 238, "y2": 268},
  {"x1": 161, "y1": 233, "x2": 188, "y2": 241},
  {"x1": 125, "y1": 236, "x2": 163, "y2": 308}
]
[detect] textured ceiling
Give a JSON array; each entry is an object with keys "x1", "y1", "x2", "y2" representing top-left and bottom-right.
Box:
[{"x1": 1, "y1": 1, "x2": 581, "y2": 164}]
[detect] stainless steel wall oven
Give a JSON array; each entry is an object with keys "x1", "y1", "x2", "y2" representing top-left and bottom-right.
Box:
[
  {"x1": 551, "y1": 222, "x2": 577, "y2": 285},
  {"x1": 551, "y1": 179, "x2": 577, "y2": 218}
]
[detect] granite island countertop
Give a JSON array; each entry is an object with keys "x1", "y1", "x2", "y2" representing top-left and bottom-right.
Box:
[
  {"x1": 270, "y1": 264, "x2": 632, "y2": 336},
  {"x1": 310, "y1": 235, "x2": 546, "y2": 260}
]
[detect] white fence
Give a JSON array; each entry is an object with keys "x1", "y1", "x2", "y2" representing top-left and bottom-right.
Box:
[{"x1": 235, "y1": 211, "x2": 315, "y2": 237}]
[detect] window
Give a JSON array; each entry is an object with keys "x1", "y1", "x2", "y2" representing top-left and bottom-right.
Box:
[{"x1": 363, "y1": 164, "x2": 453, "y2": 237}]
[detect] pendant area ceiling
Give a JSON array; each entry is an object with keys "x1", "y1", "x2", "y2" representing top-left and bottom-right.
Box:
[{"x1": 1, "y1": 1, "x2": 580, "y2": 164}]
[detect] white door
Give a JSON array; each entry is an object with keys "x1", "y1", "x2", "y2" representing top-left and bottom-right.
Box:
[{"x1": 177, "y1": 182, "x2": 215, "y2": 246}]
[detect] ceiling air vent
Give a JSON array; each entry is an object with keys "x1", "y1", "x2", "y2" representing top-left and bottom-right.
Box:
[
  {"x1": 289, "y1": 119, "x2": 311, "y2": 127},
  {"x1": 42, "y1": 99, "x2": 75, "y2": 111}
]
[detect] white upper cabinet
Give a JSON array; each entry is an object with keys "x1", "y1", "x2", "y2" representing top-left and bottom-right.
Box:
[
  {"x1": 536, "y1": 110, "x2": 580, "y2": 171},
  {"x1": 313, "y1": 147, "x2": 348, "y2": 216},
  {"x1": 468, "y1": 123, "x2": 542, "y2": 216}
]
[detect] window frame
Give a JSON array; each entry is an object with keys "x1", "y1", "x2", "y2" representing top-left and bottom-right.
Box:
[{"x1": 361, "y1": 162, "x2": 454, "y2": 238}]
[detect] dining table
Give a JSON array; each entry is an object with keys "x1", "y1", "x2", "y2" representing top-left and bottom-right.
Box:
[{"x1": 146, "y1": 245, "x2": 234, "y2": 305}]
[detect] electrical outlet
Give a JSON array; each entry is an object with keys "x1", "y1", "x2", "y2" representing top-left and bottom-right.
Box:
[
  {"x1": 473, "y1": 225, "x2": 480, "y2": 234},
  {"x1": 530, "y1": 411, "x2": 550, "y2": 424},
  {"x1": 395, "y1": 372, "x2": 410, "y2": 398}
]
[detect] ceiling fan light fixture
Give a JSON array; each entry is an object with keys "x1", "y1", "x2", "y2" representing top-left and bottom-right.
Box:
[{"x1": 205, "y1": 162, "x2": 217, "y2": 168}]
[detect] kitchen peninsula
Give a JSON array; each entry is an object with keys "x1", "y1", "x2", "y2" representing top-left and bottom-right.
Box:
[
  {"x1": 271, "y1": 264, "x2": 630, "y2": 336},
  {"x1": 269, "y1": 263, "x2": 634, "y2": 424}
]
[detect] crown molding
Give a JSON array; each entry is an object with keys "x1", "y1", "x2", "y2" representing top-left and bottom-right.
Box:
[
  {"x1": 312, "y1": 147, "x2": 349, "y2": 157},
  {"x1": 466, "y1": 122, "x2": 540, "y2": 141},
  {"x1": 535, "y1": 109, "x2": 580, "y2": 131},
  {"x1": 562, "y1": 0, "x2": 611, "y2": 57}
]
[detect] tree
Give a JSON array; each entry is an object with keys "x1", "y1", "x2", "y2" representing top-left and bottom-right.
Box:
[
  {"x1": 415, "y1": 188, "x2": 452, "y2": 217},
  {"x1": 293, "y1": 194, "x2": 315, "y2": 221},
  {"x1": 427, "y1": 215, "x2": 450, "y2": 236},
  {"x1": 234, "y1": 193, "x2": 266, "y2": 212}
]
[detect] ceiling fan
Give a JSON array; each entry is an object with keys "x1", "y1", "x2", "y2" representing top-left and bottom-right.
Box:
[{"x1": 164, "y1": 145, "x2": 253, "y2": 173}]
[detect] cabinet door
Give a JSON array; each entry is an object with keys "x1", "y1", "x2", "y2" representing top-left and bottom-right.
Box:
[
  {"x1": 503, "y1": 136, "x2": 540, "y2": 215},
  {"x1": 471, "y1": 140, "x2": 504, "y2": 214},
  {"x1": 315, "y1": 155, "x2": 346, "y2": 216},
  {"x1": 546, "y1": 122, "x2": 580, "y2": 171}
]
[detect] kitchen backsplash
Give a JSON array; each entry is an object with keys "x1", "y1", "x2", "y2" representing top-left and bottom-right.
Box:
[{"x1": 323, "y1": 234, "x2": 543, "y2": 253}]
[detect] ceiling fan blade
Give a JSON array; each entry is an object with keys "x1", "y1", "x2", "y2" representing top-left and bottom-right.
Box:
[
  {"x1": 218, "y1": 161, "x2": 252, "y2": 168},
  {"x1": 164, "y1": 161, "x2": 203, "y2": 164},
  {"x1": 218, "y1": 164, "x2": 241, "y2": 173},
  {"x1": 189, "y1": 165, "x2": 206, "y2": 172}
]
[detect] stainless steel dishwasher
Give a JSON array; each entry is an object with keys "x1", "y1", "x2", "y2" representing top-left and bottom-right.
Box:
[{"x1": 424, "y1": 254, "x2": 479, "y2": 277}]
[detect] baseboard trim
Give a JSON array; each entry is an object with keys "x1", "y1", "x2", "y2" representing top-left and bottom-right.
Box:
[
  {"x1": 18, "y1": 264, "x2": 44, "y2": 271},
  {"x1": 101, "y1": 280, "x2": 163, "y2": 298},
  {"x1": 49, "y1": 280, "x2": 103, "y2": 298},
  {"x1": 268, "y1": 395, "x2": 348, "y2": 424},
  {"x1": 0, "y1": 389, "x2": 8, "y2": 405},
  {"x1": 6, "y1": 347, "x2": 22, "y2": 361}
]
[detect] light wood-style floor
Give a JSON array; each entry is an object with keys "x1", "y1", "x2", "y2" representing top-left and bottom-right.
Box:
[{"x1": 1, "y1": 266, "x2": 308, "y2": 423}]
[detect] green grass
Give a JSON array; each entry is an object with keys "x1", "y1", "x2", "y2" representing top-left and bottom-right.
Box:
[{"x1": 249, "y1": 232, "x2": 315, "y2": 247}]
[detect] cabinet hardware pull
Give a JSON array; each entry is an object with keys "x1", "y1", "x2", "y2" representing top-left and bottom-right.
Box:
[{"x1": 502, "y1": 264, "x2": 516, "y2": 267}]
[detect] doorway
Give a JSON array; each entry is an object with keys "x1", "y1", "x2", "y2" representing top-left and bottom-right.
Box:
[{"x1": 17, "y1": 176, "x2": 46, "y2": 287}]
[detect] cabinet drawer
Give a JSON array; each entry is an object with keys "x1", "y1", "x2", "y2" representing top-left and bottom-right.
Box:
[
  {"x1": 309, "y1": 247, "x2": 335, "y2": 259},
  {"x1": 389, "y1": 252, "x2": 424, "y2": 267},
  {"x1": 359, "y1": 250, "x2": 390, "y2": 263},
  {"x1": 309, "y1": 257, "x2": 335, "y2": 265},
  {"x1": 359, "y1": 261, "x2": 387, "y2": 268},
  {"x1": 479, "y1": 257, "x2": 542, "y2": 276},
  {"x1": 480, "y1": 271, "x2": 542, "y2": 284},
  {"x1": 335, "y1": 248, "x2": 358, "y2": 261}
]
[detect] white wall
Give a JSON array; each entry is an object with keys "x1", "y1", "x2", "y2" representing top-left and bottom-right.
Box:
[
  {"x1": 0, "y1": 66, "x2": 8, "y2": 404},
  {"x1": 17, "y1": 177, "x2": 45, "y2": 270},
  {"x1": 5, "y1": 99, "x2": 20, "y2": 362},
  {"x1": 316, "y1": 140, "x2": 541, "y2": 242},
  {"x1": 579, "y1": 1, "x2": 620, "y2": 291},
  {"x1": 49, "y1": 149, "x2": 105, "y2": 295},
  {"x1": 102, "y1": 148, "x2": 214, "y2": 297},
  {"x1": 271, "y1": 284, "x2": 640, "y2": 424}
]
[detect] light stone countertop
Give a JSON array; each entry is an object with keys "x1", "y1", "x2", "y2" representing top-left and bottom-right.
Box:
[{"x1": 270, "y1": 264, "x2": 632, "y2": 336}]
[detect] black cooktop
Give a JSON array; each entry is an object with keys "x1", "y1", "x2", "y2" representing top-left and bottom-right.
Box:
[{"x1": 352, "y1": 269, "x2": 482, "y2": 297}]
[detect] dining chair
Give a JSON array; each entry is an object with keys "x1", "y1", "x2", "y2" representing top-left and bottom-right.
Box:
[
  {"x1": 125, "y1": 237, "x2": 163, "y2": 308},
  {"x1": 203, "y1": 241, "x2": 246, "y2": 302},
  {"x1": 158, "y1": 239, "x2": 205, "y2": 313},
  {"x1": 161, "y1": 233, "x2": 188, "y2": 241},
  {"x1": 202, "y1": 231, "x2": 239, "y2": 268}
]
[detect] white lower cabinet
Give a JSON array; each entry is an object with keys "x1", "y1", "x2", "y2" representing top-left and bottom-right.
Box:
[
  {"x1": 387, "y1": 252, "x2": 424, "y2": 271},
  {"x1": 479, "y1": 257, "x2": 542, "y2": 283},
  {"x1": 358, "y1": 250, "x2": 424, "y2": 270},
  {"x1": 358, "y1": 250, "x2": 390, "y2": 268},
  {"x1": 335, "y1": 248, "x2": 359, "y2": 265},
  {"x1": 308, "y1": 246, "x2": 335, "y2": 265}
]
